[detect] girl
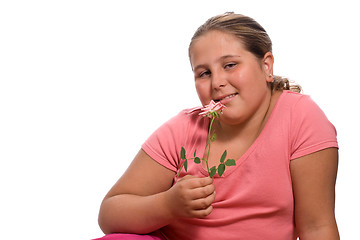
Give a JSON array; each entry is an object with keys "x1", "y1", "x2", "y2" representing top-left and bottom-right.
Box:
[{"x1": 95, "y1": 12, "x2": 339, "y2": 240}]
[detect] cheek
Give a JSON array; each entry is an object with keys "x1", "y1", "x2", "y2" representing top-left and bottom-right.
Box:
[
  {"x1": 232, "y1": 67, "x2": 266, "y2": 91},
  {"x1": 195, "y1": 81, "x2": 211, "y2": 105}
]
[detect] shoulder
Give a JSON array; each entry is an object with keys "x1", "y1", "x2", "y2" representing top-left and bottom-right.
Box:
[
  {"x1": 146, "y1": 107, "x2": 208, "y2": 141},
  {"x1": 141, "y1": 107, "x2": 208, "y2": 171},
  {"x1": 281, "y1": 91, "x2": 330, "y2": 123},
  {"x1": 278, "y1": 90, "x2": 326, "y2": 118},
  {"x1": 282, "y1": 91, "x2": 338, "y2": 160},
  {"x1": 280, "y1": 90, "x2": 311, "y2": 106},
  {"x1": 165, "y1": 107, "x2": 207, "y2": 128}
]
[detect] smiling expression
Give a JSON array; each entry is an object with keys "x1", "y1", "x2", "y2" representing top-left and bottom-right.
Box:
[{"x1": 189, "y1": 30, "x2": 274, "y2": 125}]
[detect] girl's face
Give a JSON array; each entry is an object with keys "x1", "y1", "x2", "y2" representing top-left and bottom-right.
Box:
[{"x1": 189, "y1": 30, "x2": 274, "y2": 126}]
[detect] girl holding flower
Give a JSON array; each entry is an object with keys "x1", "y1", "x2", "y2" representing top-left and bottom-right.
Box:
[{"x1": 95, "y1": 12, "x2": 339, "y2": 240}]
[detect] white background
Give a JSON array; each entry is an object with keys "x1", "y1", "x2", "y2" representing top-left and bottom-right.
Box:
[{"x1": 1, "y1": 0, "x2": 359, "y2": 239}]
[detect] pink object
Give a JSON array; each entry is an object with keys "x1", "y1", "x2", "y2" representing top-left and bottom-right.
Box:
[
  {"x1": 142, "y1": 91, "x2": 338, "y2": 240},
  {"x1": 93, "y1": 232, "x2": 165, "y2": 240},
  {"x1": 199, "y1": 100, "x2": 226, "y2": 118}
]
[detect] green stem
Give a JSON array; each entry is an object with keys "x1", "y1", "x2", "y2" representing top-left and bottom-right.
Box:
[
  {"x1": 205, "y1": 116, "x2": 216, "y2": 176},
  {"x1": 176, "y1": 161, "x2": 183, "y2": 179},
  {"x1": 176, "y1": 157, "x2": 196, "y2": 180}
]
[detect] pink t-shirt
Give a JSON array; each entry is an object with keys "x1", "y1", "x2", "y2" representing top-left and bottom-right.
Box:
[{"x1": 142, "y1": 91, "x2": 338, "y2": 240}]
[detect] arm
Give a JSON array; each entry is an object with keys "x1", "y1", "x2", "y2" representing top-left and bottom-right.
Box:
[
  {"x1": 290, "y1": 148, "x2": 340, "y2": 240},
  {"x1": 98, "y1": 149, "x2": 215, "y2": 234}
]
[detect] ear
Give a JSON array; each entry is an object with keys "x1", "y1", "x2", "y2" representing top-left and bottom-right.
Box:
[{"x1": 262, "y1": 52, "x2": 274, "y2": 83}]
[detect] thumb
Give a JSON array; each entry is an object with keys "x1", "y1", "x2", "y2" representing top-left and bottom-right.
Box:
[{"x1": 179, "y1": 175, "x2": 196, "y2": 181}]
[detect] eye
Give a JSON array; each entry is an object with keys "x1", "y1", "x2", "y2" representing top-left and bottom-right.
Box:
[
  {"x1": 199, "y1": 70, "x2": 211, "y2": 78},
  {"x1": 224, "y1": 63, "x2": 237, "y2": 69}
]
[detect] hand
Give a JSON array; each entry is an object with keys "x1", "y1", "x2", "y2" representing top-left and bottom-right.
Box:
[{"x1": 165, "y1": 175, "x2": 215, "y2": 219}]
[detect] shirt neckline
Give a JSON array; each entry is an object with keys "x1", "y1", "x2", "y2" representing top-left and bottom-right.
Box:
[{"x1": 197, "y1": 90, "x2": 287, "y2": 178}]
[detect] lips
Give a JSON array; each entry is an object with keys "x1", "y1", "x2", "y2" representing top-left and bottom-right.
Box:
[{"x1": 214, "y1": 93, "x2": 238, "y2": 103}]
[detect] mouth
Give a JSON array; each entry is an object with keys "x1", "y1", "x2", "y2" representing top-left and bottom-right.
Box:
[{"x1": 214, "y1": 93, "x2": 238, "y2": 103}]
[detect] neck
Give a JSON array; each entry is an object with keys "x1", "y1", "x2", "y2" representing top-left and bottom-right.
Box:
[{"x1": 214, "y1": 90, "x2": 278, "y2": 142}]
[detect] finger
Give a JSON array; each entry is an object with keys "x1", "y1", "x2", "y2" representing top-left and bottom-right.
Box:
[
  {"x1": 184, "y1": 176, "x2": 213, "y2": 189},
  {"x1": 192, "y1": 190, "x2": 216, "y2": 210},
  {"x1": 198, "y1": 176, "x2": 214, "y2": 187},
  {"x1": 190, "y1": 183, "x2": 215, "y2": 200},
  {"x1": 180, "y1": 175, "x2": 196, "y2": 181},
  {"x1": 192, "y1": 204, "x2": 214, "y2": 218}
]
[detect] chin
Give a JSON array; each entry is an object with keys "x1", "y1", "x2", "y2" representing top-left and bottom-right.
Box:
[{"x1": 219, "y1": 113, "x2": 244, "y2": 126}]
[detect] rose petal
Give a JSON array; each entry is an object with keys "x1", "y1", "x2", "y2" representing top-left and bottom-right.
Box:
[{"x1": 199, "y1": 100, "x2": 226, "y2": 118}]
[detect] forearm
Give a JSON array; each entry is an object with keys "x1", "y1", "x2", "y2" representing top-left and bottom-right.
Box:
[
  {"x1": 98, "y1": 191, "x2": 173, "y2": 234},
  {"x1": 299, "y1": 223, "x2": 340, "y2": 240}
]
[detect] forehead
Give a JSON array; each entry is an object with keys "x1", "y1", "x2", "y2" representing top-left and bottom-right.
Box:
[{"x1": 189, "y1": 30, "x2": 249, "y2": 66}]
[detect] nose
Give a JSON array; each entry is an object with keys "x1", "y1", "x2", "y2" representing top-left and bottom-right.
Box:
[{"x1": 211, "y1": 69, "x2": 227, "y2": 90}]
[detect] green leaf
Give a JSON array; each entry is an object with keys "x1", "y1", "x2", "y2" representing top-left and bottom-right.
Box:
[
  {"x1": 225, "y1": 159, "x2": 236, "y2": 166},
  {"x1": 180, "y1": 147, "x2": 186, "y2": 160},
  {"x1": 220, "y1": 150, "x2": 227, "y2": 163},
  {"x1": 184, "y1": 159, "x2": 188, "y2": 172},
  {"x1": 194, "y1": 149, "x2": 197, "y2": 157},
  {"x1": 218, "y1": 163, "x2": 225, "y2": 177},
  {"x1": 209, "y1": 166, "x2": 217, "y2": 178},
  {"x1": 210, "y1": 133, "x2": 217, "y2": 142},
  {"x1": 194, "y1": 157, "x2": 201, "y2": 164}
]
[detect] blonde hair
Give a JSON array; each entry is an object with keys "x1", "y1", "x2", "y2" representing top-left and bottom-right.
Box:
[{"x1": 189, "y1": 12, "x2": 301, "y2": 93}]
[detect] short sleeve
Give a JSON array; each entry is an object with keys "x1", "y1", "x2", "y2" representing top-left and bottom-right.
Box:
[
  {"x1": 141, "y1": 111, "x2": 188, "y2": 172},
  {"x1": 290, "y1": 95, "x2": 338, "y2": 160}
]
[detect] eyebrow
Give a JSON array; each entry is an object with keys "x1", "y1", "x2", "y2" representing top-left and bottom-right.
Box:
[{"x1": 192, "y1": 55, "x2": 241, "y2": 72}]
